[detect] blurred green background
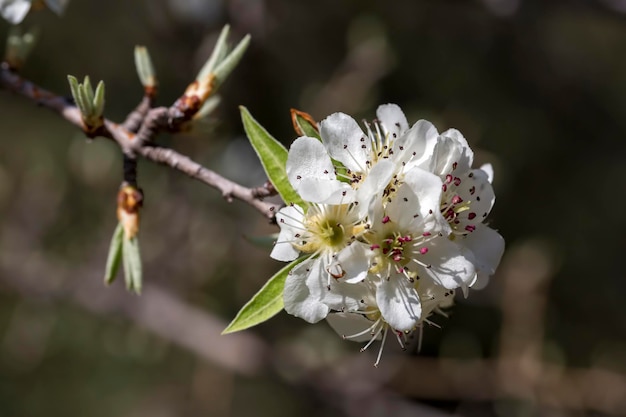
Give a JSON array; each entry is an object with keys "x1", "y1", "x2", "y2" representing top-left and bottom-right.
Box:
[{"x1": 1, "y1": 0, "x2": 626, "y2": 416}]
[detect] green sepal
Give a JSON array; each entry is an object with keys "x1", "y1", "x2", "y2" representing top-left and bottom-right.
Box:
[
  {"x1": 240, "y1": 106, "x2": 304, "y2": 208},
  {"x1": 122, "y1": 236, "x2": 142, "y2": 294},
  {"x1": 104, "y1": 222, "x2": 124, "y2": 284},
  {"x1": 291, "y1": 109, "x2": 321, "y2": 141},
  {"x1": 222, "y1": 256, "x2": 308, "y2": 334}
]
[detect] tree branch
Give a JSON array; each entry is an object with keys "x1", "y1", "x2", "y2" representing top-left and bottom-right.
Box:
[{"x1": 0, "y1": 62, "x2": 279, "y2": 221}]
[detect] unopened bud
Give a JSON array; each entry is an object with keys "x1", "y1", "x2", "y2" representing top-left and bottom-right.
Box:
[{"x1": 116, "y1": 185, "x2": 143, "y2": 240}]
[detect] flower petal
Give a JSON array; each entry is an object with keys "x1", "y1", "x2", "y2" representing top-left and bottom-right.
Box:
[
  {"x1": 270, "y1": 205, "x2": 304, "y2": 262},
  {"x1": 283, "y1": 258, "x2": 330, "y2": 323},
  {"x1": 400, "y1": 167, "x2": 448, "y2": 232},
  {"x1": 462, "y1": 224, "x2": 504, "y2": 279},
  {"x1": 355, "y1": 159, "x2": 394, "y2": 217},
  {"x1": 393, "y1": 119, "x2": 439, "y2": 171},
  {"x1": 376, "y1": 276, "x2": 422, "y2": 331},
  {"x1": 286, "y1": 136, "x2": 354, "y2": 203},
  {"x1": 418, "y1": 238, "x2": 477, "y2": 289},
  {"x1": 320, "y1": 112, "x2": 369, "y2": 173},
  {"x1": 336, "y1": 242, "x2": 371, "y2": 284},
  {"x1": 480, "y1": 163, "x2": 494, "y2": 183},
  {"x1": 431, "y1": 129, "x2": 474, "y2": 176},
  {"x1": 296, "y1": 177, "x2": 356, "y2": 204},
  {"x1": 454, "y1": 169, "x2": 496, "y2": 231},
  {"x1": 376, "y1": 103, "x2": 409, "y2": 139}
]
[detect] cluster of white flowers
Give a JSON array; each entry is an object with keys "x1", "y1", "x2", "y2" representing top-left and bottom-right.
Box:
[{"x1": 272, "y1": 104, "x2": 504, "y2": 365}]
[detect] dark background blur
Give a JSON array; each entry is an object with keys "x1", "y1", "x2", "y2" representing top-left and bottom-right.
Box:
[{"x1": 1, "y1": 0, "x2": 626, "y2": 416}]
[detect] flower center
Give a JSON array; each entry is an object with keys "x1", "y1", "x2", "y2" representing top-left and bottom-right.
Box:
[
  {"x1": 364, "y1": 214, "x2": 436, "y2": 283},
  {"x1": 293, "y1": 204, "x2": 358, "y2": 254},
  {"x1": 440, "y1": 174, "x2": 472, "y2": 235}
]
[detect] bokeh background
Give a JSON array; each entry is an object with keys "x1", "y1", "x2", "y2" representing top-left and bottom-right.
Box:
[{"x1": 1, "y1": 0, "x2": 626, "y2": 416}]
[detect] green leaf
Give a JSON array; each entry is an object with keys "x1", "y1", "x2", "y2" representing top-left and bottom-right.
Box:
[
  {"x1": 134, "y1": 45, "x2": 156, "y2": 88},
  {"x1": 196, "y1": 25, "x2": 231, "y2": 82},
  {"x1": 93, "y1": 80, "x2": 106, "y2": 118},
  {"x1": 240, "y1": 106, "x2": 304, "y2": 207},
  {"x1": 123, "y1": 237, "x2": 143, "y2": 294},
  {"x1": 104, "y1": 222, "x2": 124, "y2": 284},
  {"x1": 222, "y1": 257, "x2": 308, "y2": 334},
  {"x1": 213, "y1": 34, "x2": 250, "y2": 89},
  {"x1": 291, "y1": 109, "x2": 321, "y2": 140},
  {"x1": 82, "y1": 76, "x2": 94, "y2": 110},
  {"x1": 68, "y1": 75, "x2": 88, "y2": 115}
]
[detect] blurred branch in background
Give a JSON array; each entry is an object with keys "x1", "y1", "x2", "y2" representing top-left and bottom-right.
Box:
[{"x1": 2, "y1": 226, "x2": 626, "y2": 415}]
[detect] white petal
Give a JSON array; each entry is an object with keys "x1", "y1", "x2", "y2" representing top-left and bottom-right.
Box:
[
  {"x1": 462, "y1": 224, "x2": 504, "y2": 278},
  {"x1": 270, "y1": 205, "x2": 304, "y2": 262},
  {"x1": 376, "y1": 103, "x2": 409, "y2": 139},
  {"x1": 322, "y1": 278, "x2": 367, "y2": 312},
  {"x1": 320, "y1": 112, "x2": 369, "y2": 173},
  {"x1": 286, "y1": 136, "x2": 354, "y2": 203},
  {"x1": 296, "y1": 177, "x2": 356, "y2": 204},
  {"x1": 401, "y1": 167, "x2": 448, "y2": 232},
  {"x1": 431, "y1": 130, "x2": 474, "y2": 176},
  {"x1": 286, "y1": 256, "x2": 367, "y2": 318},
  {"x1": 480, "y1": 163, "x2": 494, "y2": 183},
  {"x1": 454, "y1": 169, "x2": 496, "y2": 230},
  {"x1": 1, "y1": 0, "x2": 31, "y2": 24},
  {"x1": 287, "y1": 136, "x2": 334, "y2": 184},
  {"x1": 355, "y1": 159, "x2": 394, "y2": 217},
  {"x1": 336, "y1": 242, "x2": 371, "y2": 284},
  {"x1": 419, "y1": 238, "x2": 477, "y2": 289},
  {"x1": 469, "y1": 272, "x2": 491, "y2": 290},
  {"x1": 393, "y1": 119, "x2": 439, "y2": 172},
  {"x1": 283, "y1": 258, "x2": 330, "y2": 323},
  {"x1": 326, "y1": 312, "x2": 381, "y2": 343},
  {"x1": 376, "y1": 277, "x2": 422, "y2": 331}
]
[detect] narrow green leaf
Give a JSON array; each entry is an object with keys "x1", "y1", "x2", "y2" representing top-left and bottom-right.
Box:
[
  {"x1": 196, "y1": 25, "x2": 231, "y2": 82},
  {"x1": 122, "y1": 238, "x2": 134, "y2": 291},
  {"x1": 104, "y1": 222, "x2": 124, "y2": 284},
  {"x1": 123, "y1": 237, "x2": 142, "y2": 294},
  {"x1": 134, "y1": 46, "x2": 156, "y2": 88},
  {"x1": 93, "y1": 80, "x2": 105, "y2": 118},
  {"x1": 213, "y1": 34, "x2": 250, "y2": 88},
  {"x1": 222, "y1": 257, "x2": 308, "y2": 334},
  {"x1": 240, "y1": 106, "x2": 304, "y2": 207},
  {"x1": 129, "y1": 238, "x2": 143, "y2": 294},
  {"x1": 67, "y1": 75, "x2": 86, "y2": 114},
  {"x1": 82, "y1": 76, "x2": 94, "y2": 109}
]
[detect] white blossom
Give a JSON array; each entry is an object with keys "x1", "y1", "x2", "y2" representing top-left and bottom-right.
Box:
[
  {"x1": 339, "y1": 169, "x2": 476, "y2": 331},
  {"x1": 268, "y1": 104, "x2": 504, "y2": 366},
  {"x1": 271, "y1": 203, "x2": 369, "y2": 322},
  {"x1": 287, "y1": 104, "x2": 438, "y2": 211}
]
